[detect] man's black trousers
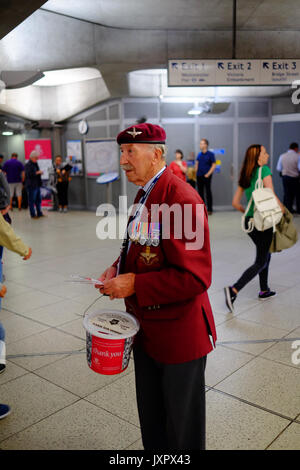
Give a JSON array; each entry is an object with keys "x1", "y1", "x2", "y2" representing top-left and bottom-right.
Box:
[
  {"x1": 282, "y1": 175, "x2": 300, "y2": 214},
  {"x1": 133, "y1": 344, "x2": 207, "y2": 450},
  {"x1": 197, "y1": 175, "x2": 213, "y2": 212}
]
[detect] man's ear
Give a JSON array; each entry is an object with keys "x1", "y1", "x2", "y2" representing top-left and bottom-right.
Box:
[{"x1": 153, "y1": 147, "x2": 163, "y2": 164}]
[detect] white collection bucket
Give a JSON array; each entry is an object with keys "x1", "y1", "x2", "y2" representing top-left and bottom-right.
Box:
[{"x1": 83, "y1": 309, "x2": 140, "y2": 375}]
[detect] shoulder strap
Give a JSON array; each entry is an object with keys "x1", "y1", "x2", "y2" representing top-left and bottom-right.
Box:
[
  {"x1": 255, "y1": 166, "x2": 264, "y2": 190},
  {"x1": 241, "y1": 193, "x2": 254, "y2": 233}
]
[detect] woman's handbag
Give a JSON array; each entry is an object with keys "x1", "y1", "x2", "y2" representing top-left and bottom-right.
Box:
[
  {"x1": 242, "y1": 167, "x2": 282, "y2": 233},
  {"x1": 269, "y1": 208, "x2": 298, "y2": 253}
]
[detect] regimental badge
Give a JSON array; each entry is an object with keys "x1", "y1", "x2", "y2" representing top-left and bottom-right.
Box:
[
  {"x1": 126, "y1": 127, "x2": 143, "y2": 138},
  {"x1": 139, "y1": 246, "x2": 159, "y2": 265}
]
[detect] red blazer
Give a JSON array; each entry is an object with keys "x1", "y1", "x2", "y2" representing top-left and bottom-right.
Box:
[{"x1": 114, "y1": 167, "x2": 217, "y2": 364}]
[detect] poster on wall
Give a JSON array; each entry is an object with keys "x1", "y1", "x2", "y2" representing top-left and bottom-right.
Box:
[
  {"x1": 24, "y1": 139, "x2": 53, "y2": 208},
  {"x1": 24, "y1": 139, "x2": 52, "y2": 180},
  {"x1": 210, "y1": 148, "x2": 225, "y2": 174},
  {"x1": 66, "y1": 140, "x2": 83, "y2": 175},
  {"x1": 84, "y1": 139, "x2": 119, "y2": 177}
]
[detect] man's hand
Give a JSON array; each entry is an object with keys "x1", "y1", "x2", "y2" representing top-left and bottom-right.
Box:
[
  {"x1": 1, "y1": 205, "x2": 10, "y2": 215},
  {"x1": 23, "y1": 247, "x2": 32, "y2": 260},
  {"x1": 0, "y1": 285, "x2": 7, "y2": 298},
  {"x1": 98, "y1": 273, "x2": 136, "y2": 300},
  {"x1": 96, "y1": 265, "x2": 117, "y2": 285}
]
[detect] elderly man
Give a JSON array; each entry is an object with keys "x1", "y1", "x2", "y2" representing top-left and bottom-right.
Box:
[
  {"x1": 97, "y1": 123, "x2": 216, "y2": 450},
  {"x1": 24, "y1": 150, "x2": 44, "y2": 219}
]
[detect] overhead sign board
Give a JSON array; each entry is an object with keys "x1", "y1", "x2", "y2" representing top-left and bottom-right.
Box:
[{"x1": 168, "y1": 59, "x2": 300, "y2": 86}]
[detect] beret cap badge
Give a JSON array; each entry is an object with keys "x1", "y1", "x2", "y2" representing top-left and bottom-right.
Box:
[{"x1": 126, "y1": 127, "x2": 143, "y2": 138}]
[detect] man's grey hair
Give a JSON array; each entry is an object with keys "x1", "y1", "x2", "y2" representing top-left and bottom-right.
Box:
[{"x1": 150, "y1": 144, "x2": 167, "y2": 160}]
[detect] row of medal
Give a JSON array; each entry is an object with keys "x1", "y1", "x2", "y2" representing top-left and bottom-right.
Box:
[{"x1": 129, "y1": 220, "x2": 160, "y2": 246}]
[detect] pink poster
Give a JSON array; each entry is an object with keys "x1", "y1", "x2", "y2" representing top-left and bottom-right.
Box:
[{"x1": 24, "y1": 139, "x2": 52, "y2": 207}]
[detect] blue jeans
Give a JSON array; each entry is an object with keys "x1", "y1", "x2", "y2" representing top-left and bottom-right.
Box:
[
  {"x1": 27, "y1": 187, "x2": 42, "y2": 218},
  {"x1": 0, "y1": 323, "x2": 5, "y2": 365},
  {"x1": 0, "y1": 323, "x2": 4, "y2": 342},
  {"x1": 0, "y1": 245, "x2": 4, "y2": 363}
]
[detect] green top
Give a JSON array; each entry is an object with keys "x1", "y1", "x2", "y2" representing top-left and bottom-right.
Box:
[{"x1": 244, "y1": 165, "x2": 272, "y2": 217}]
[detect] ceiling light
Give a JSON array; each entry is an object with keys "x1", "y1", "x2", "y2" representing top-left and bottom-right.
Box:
[
  {"x1": 187, "y1": 107, "x2": 204, "y2": 115},
  {"x1": 188, "y1": 102, "x2": 213, "y2": 115},
  {"x1": 2, "y1": 131, "x2": 13, "y2": 136}
]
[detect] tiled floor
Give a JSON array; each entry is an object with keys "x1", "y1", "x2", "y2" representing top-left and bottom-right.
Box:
[{"x1": 0, "y1": 209, "x2": 299, "y2": 450}]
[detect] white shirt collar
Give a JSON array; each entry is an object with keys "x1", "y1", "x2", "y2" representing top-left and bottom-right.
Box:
[{"x1": 141, "y1": 165, "x2": 166, "y2": 192}]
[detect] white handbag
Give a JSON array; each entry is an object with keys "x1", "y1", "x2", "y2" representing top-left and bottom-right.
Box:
[{"x1": 242, "y1": 167, "x2": 282, "y2": 233}]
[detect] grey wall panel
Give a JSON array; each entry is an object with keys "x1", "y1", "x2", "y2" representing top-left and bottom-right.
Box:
[
  {"x1": 109, "y1": 104, "x2": 120, "y2": 120},
  {"x1": 87, "y1": 178, "x2": 107, "y2": 210},
  {"x1": 63, "y1": 126, "x2": 108, "y2": 147},
  {"x1": 84, "y1": 126, "x2": 108, "y2": 139},
  {"x1": 161, "y1": 103, "x2": 194, "y2": 119},
  {"x1": 86, "y1": 108, "x2": 107, "y2": 121},
  {"x1": 0, "y1": 136, "x2": 8, "y2": 160},
  {"x1": 109, "y1": 125, "x2": 120, "y2": 139},
  {"x1": 198, "y1": 123, "x2": 234, "y2": 207},
  {"x1": 272, "y1": 121, "x2": 300, "y2": 200},
  {"x1": 63, "y1": 128, "x2": 83, "y2": 142},
  {"x1": 162, "y1": 123, "x2": 194, "y2": 164},
  {"x1": 124, "y1": 102, "x2": 158, "y2": 120},
  {"x1": 68, "y1": 176, "x2": 86, "y2": 209},
  {"x1": 238, "y1": 101, "x2": 269, "y2": 118},
  {"x1": 238, "y1": 122, "x2": 270, "y2": 169},
  {"x1": 272, "y1": 97, "x2": 300, "y2": 115},
  {"x1": 126, "y1": 180, "x2": 139, "y2": 209},
  {"x1": 86, "y1": 177, "x2": 123, "y2": 211}
]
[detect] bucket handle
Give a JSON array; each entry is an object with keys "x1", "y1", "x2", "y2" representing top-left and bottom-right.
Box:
[{"x1": 83, "y1": 294, "x2": 105, "y2": 319}]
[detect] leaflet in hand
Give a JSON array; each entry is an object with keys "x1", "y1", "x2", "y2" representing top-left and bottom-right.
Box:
[{"x1": 67, "y1": 274, "x2": 104, "y2": 286}]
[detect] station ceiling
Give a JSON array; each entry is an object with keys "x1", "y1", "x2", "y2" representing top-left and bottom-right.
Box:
[{"x1": 42, "y1": 0, "x2": 300, "y2": 31}]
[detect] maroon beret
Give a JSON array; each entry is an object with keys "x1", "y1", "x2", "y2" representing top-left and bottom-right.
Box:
[{"x1": 117, "y1": 123, "x2": 166, "y2": 145}]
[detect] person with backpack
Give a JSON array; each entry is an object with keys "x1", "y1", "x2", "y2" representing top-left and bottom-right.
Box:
[{"x1": 224, "y1": 145, "x2": 285, "y2": 312}]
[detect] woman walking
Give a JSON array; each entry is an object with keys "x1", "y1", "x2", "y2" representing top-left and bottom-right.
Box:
[
  {"x1": 54, "y1": 155, "x2": 71, "y2": 213},
  {"x1": 224, "y1": 145, "x2": 284, "y2": 312}
]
